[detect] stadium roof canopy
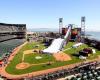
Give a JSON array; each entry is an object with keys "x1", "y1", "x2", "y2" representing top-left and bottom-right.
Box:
[{"x1": 0, "y1": 23, "x2": 26, "y2": 27}]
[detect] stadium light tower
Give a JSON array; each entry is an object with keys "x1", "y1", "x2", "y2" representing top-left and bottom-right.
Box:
[
  {"x1": 81, "y1": 16, "x2": 86, "y2": 42},
  {"x1": 59, "y1": 18, "x2": 63, "y2": 34}
]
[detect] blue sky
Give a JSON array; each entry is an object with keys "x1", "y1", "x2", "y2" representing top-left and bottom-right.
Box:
[{"x1": 0, "y1": 0, "x2": 100, "y2": 31}]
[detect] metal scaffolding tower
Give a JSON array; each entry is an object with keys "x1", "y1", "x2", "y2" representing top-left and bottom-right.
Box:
[
  {"x1": 81, "y1": 16, "x2": 86, "y2": 42},
  {"x1": 59, "y1": 18, "x2": 63, "y2": 34}
]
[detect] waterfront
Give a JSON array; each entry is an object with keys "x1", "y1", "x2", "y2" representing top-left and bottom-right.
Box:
[
  {"x1": 28, "y1": 28, "x2": 100, "y2": 40},
  {"x1": 86, "y1": 31, "x2": 100, "y2": 40}
]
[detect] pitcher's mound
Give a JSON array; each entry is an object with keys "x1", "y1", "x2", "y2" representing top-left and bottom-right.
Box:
[
  {"x1": 53, "y1": 52, "x2": 71, "y2": 61},
  {"x1": 16, "y1": 62, "x2": 30, "y2": 69}
]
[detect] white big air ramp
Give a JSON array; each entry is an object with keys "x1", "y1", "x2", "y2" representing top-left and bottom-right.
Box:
[{"x1": 43, "y1": 25, "x2": 72, "y2": 54}]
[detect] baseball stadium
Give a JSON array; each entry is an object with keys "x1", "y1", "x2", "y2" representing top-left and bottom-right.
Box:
[{"x1": 0, "y1": 17, "x2": 100, "y2": 80}]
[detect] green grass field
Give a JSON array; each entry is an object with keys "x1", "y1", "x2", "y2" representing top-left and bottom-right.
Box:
[
  {"x1": 24, "y1": 53, "x2": 55, "y2": 64},
  {"x1": 5, "y1": 41, "x2": 100, "y2": 75}
]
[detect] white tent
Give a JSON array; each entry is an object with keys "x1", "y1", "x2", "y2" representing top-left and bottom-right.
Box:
[
  {"x1": 92, "y1": 49, "x2": 96, "y2": 54},
  {"x1": 72, "y1": 43, "x2": 83, "y2": 48}
]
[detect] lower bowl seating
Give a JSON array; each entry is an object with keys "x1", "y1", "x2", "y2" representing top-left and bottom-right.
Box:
[{"x1": 0, "y1": 39, "x2": 25, "y2": 59}]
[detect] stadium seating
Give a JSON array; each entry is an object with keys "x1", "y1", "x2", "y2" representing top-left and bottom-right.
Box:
[
  {"x1": 0, "y1": 24, "x2": 25, "y2": 33},
  {"x1": 67, "y1": 68, "x2": 100, "y2": 80},
  {"x1": 27, "y1": 61, "x2": 100, "y2": 80},
  {"x1": 0, "y1": 25, "x2": 12, "y2": 32},
  {"x1": 85, "y1": 38, "x2": 100, "y2": 50},
  {"x1": 0, "y1": 39, "x2": 25, "y2": 58},
  {"x1": 0, "y1": 35, "x2": 17, "y2": 42},
  {"x1": 0, "y1": 23, "x2": 26, "y2": 42}
]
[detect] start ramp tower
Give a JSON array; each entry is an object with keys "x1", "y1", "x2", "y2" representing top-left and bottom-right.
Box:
[{"x1": 42, "y1": 25, "x2": 72, "y2": 54}]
